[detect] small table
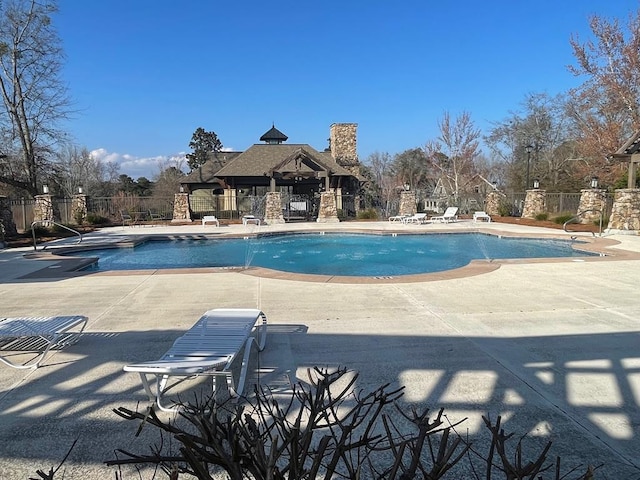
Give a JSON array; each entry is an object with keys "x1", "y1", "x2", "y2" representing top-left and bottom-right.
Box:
[{"x1": 242, "y1": 215, "x2": 261, "y2": 226}]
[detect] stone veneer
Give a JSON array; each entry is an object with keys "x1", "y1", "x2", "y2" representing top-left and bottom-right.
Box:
[
  {"x1": 521, "y1": 189, "x2": 546, "y2": 219},
  {"x1": 171, "y1": 192, "x2": 192, "y2": 223},
  {"x1": 607, "y1": 188, "x2": 640, "y2": 231},
  {"x1": 0, "y1": 195, "x2": 17, "y2": 237},
  {"x1": 264, "y1": 191, "x2": 285, "y2": 224},
  {"x1": 330, "y1": 123, "x2": 359, "y2": 175},
  {"x1": 577, "y1": 189, "x2": 606, "y2": 224},
  {"x1": 484, "y1": 191, "x2": 502, "y2": 217},
  {"x1": 399, "y1": 191, "x2": 417, "y2": 216},
  {"x1": 71, "y1": 194, "x2": 87, "y2": 224},
  {"x1": 316, "y1": 191, "x2": 339, "y2": 223},
  {"x1": 33, "y1": 194, "x2": 56, "y2": 225}
]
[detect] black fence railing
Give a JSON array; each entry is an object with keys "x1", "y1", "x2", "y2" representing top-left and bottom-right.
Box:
[{"x1": 7, "y1": 191, "x2": 616, "y2": 232}]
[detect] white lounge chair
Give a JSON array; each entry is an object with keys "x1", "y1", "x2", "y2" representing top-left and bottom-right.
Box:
[
  {"x1": 0, "y1": 315, "x2": 88, "y2": 369},
  {"x1": 124, "y1": 308, "x2": 267, "y2": 412},
  {"x1": 429, "y1": 207, "x2": 459, "y2": 223},
  {"x1": 202, "y1": 215, "x2": 219, "y2": 226},
  {"x1": 473, "y1": 211, "x2": 491, "y2": 223},
  {"x1": 402, "y1": 213, "x2": 428, "y2": 224},
  {"x1": 388, "y1": 214, "x2": 409, "y2": 222}
]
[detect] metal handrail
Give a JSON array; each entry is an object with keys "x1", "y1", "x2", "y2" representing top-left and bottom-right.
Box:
[
  {"x1": 563, "y1": 209, "x2": 603, "y2": 237},
  {"x1": 31, "y1": 220, "x2": 83, "y2": 251}
]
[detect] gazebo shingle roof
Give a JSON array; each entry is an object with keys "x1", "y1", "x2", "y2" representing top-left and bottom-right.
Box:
[{"x1": 213, "y1": 144, "x2": 354, "y2": 177}]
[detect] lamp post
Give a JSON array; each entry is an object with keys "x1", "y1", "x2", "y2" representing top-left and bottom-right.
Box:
[
  {"x1": 525, "y1": 144, "x2": 533, "y2": 190},
  {"x1": 590, "y1": 176, "x2": 599, "y2": 189},
  {"x1": 533, "y1": 178, "x2": 540, "y2": 189}
]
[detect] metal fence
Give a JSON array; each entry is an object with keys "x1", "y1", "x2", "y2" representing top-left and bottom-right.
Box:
[{"x1": 7, "y1": 191, "x2": 616, "y2": 232}]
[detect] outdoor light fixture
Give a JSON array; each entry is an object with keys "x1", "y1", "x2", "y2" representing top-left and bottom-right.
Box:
[
  {"x1": 78, "y1": 186, "x2": 83, "y2": 194},
  {"x1": 42, "y1": 184, "x2": 49, "y2": 194},
  {"x1": 492, "y1": 181, "x2": 498, "y2": 190},
  {"x1": 403, "y1": 183, "x2": 410, "y2": 191},
  {"x1": 179, "y1": 185, "x2": 184, "y2": 193},
  {"x1": 590, "y1": 176, "x2": 599, "y2": 189},
  {"x1": 525, "y1": 144, "x2": 533, "y2": 190},
  {"x1": 533, "y1": 178, "x2": 540, "y2": 189}
]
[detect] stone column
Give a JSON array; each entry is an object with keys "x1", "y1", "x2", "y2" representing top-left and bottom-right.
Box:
[
  {"x1": 71, "y1": 194, "x2": 87, "y2": 225},
  {"x1": 577, "y1": 189, "x2": 606, "y2": 224},
  {"x1": 316, "y1": 191, "x2": 340, "y2": 223},
  {"x1": 0, "y1": 195, "x2": 17, "y2": 239},
  {"x1": 33, "y1": 194, "x2": 56, "y2": 225},
  {"x1": 484, "y1": 191, "x2": 502, "y2": 216},
  {"x1": 607, "y1": 188, "x2": 640, "y2": 231},
  {"x1": 171, "y1": 192, "x2": 192, "y2": 223},
  {"x1": 264, "y1": 191, "x2": 285, "y2": 224},
  {"x1": 521, "y1": 189, "x2": 546, "y2": 219},
  {"x1": 399, "y1": 190, "x2": 417, "y2": 216}
]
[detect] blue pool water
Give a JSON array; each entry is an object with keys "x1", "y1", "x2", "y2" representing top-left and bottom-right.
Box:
[{"x1": 76, "y1": 233, "x2": 596, "y2": 277}]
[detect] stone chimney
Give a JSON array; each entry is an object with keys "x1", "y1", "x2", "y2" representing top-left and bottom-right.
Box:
[{"x1": 329, "y1": 123, "x2": 358, "y2": 168}]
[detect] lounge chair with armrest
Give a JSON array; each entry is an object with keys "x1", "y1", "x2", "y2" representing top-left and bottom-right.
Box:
[
  {"x1": 429, "y1": 207, "x2": 459, "y2": 223},
  {"x1": 124, "y1": 308, "x2": 267, "y2": 412},
  {"x1": 0, "y1": 315, "x2": 88, "y2": 369}
]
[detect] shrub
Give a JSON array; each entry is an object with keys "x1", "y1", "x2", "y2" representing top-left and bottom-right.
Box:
[
  {"x1": 105, "y1": 367, "x2": 601, "y2": 480},
  {"x1": 535, "y1": 212, "x2": 549, "y2": 221},
  {"x1": 85, "y1": 213, "x2": 110, "y2": 225},
  {"x1": 497, "y1": 200, "x2": 512, "y2": 216},
  {"x1": 553, "y1": 213, "x2": 575, "y2": 225},
  {"x1": 357, "y1": 208, "x2": 378, "y2": 220}
]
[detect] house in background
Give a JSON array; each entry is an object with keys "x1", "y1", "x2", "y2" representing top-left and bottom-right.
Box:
[{"x1": 180, "y1": 123, "x2": 365, "y2": 221}]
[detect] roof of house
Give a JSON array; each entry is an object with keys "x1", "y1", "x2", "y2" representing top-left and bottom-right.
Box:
[
  {"x1": 259, "y1": 125, "x2": 288, "y2": 143},
  {"x1": 615, "y1": 130, "x2": 640, "y2": 156},
  {"x1": 183, "y1": 144, "x2": 356, "y2": 182},
  {"x1": 182, "y1": 151, "x2": 242, "y2": 184}
]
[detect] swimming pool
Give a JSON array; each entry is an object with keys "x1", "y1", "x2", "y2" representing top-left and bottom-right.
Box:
[{"x1": 75, "y1": 233, "x2": 597, "y2": 277}]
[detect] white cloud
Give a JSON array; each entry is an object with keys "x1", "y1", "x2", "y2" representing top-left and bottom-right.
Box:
[{"x1": 89, "y1": 148, "x2": 187, "y2": 180}]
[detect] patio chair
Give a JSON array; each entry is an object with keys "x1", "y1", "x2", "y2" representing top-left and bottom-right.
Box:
[
  {"x1": 429, "y1": 207, "x2": 459, "y2": 223},
  {"x1": 202, "y1": 215, "x2": 220, "y2": 227},
  {"x1": 0, "y1": 315, "x2": 88, "y2": 369},
  {"x1": 402, "y1": 213, "x2": 428, "y2": 224},
  {"x1": 120, "y1": 210, "x2": 134, "y2": 226},
  {"x1": 473, "y1": 211, "x2": 491, "y2": 223},
  {"x1": 148, "y1": 210, "x2": 165, "y2": 224},
  {"x1": 124, "y1": 308, "x2": 267, "y2": 412}
]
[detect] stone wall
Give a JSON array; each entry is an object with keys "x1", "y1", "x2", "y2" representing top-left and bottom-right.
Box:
[
  {"x1": 577, "y1": 189, "x2": 606, "y2": 224},
  {"x1": 316, "y1": 191, "x2": 339, "y2": 223},
  {"x1": 330, "y1": 123, "x2": 359, "y2": 173},
  {"x1": 484, "y1": 191, "x2": 502, "y2": 217},
  {"x1": 33, "y1": 194, "x2": 56, "y2": 225},
  {"x1": 399, "y1": 191, "x2": 417, "y2": 216},
  {"x1": 171, "y1": 193, "x2": 192, "y2": 223},
  {"x1": 607, "y1": 189, "x2": 640, "y2": 231},
  {"x1": 71, "y1": 194, "x2": 87, "y2": 224},
  {"x1": 264, "y1": 191, "x2": 285, "y2": 224},
  {"x1": 521, "y1": 190, "x2": 546, "y2": 219}
]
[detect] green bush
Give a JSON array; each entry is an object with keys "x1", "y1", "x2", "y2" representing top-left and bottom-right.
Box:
[
  {"x1": 357, "y1": 208, "x2": 378, "y2": 220},
  {"x1": 85, "y1": 213, "x2": 110, "y2": 225},
  {"x1": 553, "y1": 213, "x2": 575, "y2": 225},
  {"x1": 535, "y1": 212, "x2": 549, "y2": 221},
  {"x1": 497, "y1": 200, "x2": 512, "y2": 216}
]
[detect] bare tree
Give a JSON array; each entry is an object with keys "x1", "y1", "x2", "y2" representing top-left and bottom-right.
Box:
[
  {"x1": 424, "y1": 111, "x2": 481, "y2": 205},
  {"x1": 486, "y1": 93, "x2": 582, "y2": 192},
  {"x1": 0, "y1": 0, "x2": 70, "y2": 197},
  {"x1": 567, "y1": 9, "x2": 640, "y2": 184}
]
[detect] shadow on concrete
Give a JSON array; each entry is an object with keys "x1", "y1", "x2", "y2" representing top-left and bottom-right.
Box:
[{"x1": 0, "y1": 326, "x2": 638, "y2": 478}]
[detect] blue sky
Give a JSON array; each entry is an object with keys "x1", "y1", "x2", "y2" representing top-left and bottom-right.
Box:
[{"x1": 56, "y1": 1, "x2": 637, "y2": 179}]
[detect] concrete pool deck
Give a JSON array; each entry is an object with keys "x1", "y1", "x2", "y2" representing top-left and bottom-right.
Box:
[{"x1": 1, "y1": 220, "x2": 640, "y2": 478}]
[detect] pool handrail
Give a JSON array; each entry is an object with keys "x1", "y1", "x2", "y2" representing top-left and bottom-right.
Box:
[
  {"x1": 563, "y1": 209, "x2": 603, "y2": 237},
  {"x1": 31, "y1": 220, "x2": 83, "y2": 251}
]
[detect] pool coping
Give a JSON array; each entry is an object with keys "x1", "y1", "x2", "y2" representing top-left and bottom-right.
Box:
[{"x1": 15, "y1": 227, "x2": 640, "y2": 283}]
